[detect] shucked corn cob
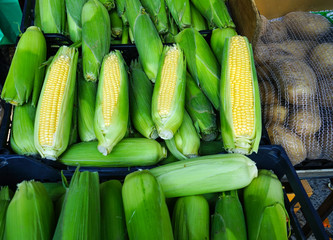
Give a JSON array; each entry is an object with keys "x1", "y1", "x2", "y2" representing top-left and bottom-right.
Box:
[
  {"x1": 34, "y1": 46, "x2": 78, "y2": 160},
  {"x1": 94, "y1": 50, "x2": 129, "y2": 155},
  {"x1": 82, "y1": 0, "x2": 111, "y2": 82},
  {"x1": 175, "y1": 28, "x2": 221, "y2": 110},
  {"x1": 1, "y1": 26, "x2": 46, "y2": 106},
  {"x1": 220, "y1": 36, "x2": 261, "y2": 155},
  {"x1": 152, "y1": 44, "x2": 186, "y2": 139}
]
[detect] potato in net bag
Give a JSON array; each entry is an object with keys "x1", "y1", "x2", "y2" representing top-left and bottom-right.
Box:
[{"x1": 254, "y1": 11, "x2": 333, "y2": 165}]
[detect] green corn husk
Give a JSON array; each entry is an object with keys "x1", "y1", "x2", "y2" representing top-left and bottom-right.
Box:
[
  {"x1": 5, "y1": 181, "x2": 55, "y2": 240},
  {"x1": 244, "y1": 170, "x2": 289, "y2": 240},
  {"x1": 129, "y1": 59, "x2": 158, "y2": 139},
  {"x1": 69, "y1": 83, "x2": 78, "y2": 146},
  {"x1": 10, "y1": 104, "x2": 38, "y2": 156},
  {"x1": 53, "y1": 170, "x2": 101, "y2": 240},
  {"x1": 122, "y1": 170, "x2": 174, "y2": 240},
  {"x1": 100, "y1": 180, "x2": 128, "y2": 240},
  {"x1": 152, "y1": 44, "x2": 186, "y2": 140},
  {"x1": 34, "y1": 46, "x2": 78, "y2": 160},
  {"x1": 140, "y1": 0, "x2": 168, "y2": 34},
  {"x1": 185, "y1": 72, "x2": 218, "y2": 141},
  {"x1": 220, "y1": 36, "x2": 261, "y2": 155},
  {"x1": 116, "y1": 0, "x2": 128, "y2": 25},
  {"x1": 42, "y1": 183, "x2": 66, "y2": 202},
  {"x1": 77, "y1": 66, "x2": 97, "y2": 142},
  {"x1": 125, "y1": 0, "x2": 163, "y2": 82},
  {"x1": 39, "y1": 0, "x2": 66, "y2": 33},
  {"x1": 54, "y1": 193, "x2": 66, "y2": 221},
  {"x1": 211, "y1": 190, "x2": 247, "y2": 240},
  {"x1": 172, "y1": 195, "x2": 210, "y2": 240},
  {"x1": 34, "y1": 0, "x2": 42, "y2": 28},
  {"x1": 60, "y1": 138, "x2": 167, "y2": 167},
  {"x1": 1, "y1": 26, "x2": 46, "y2": 106},
  {"x1": 94, "y1": 50, "x2": 129, "y2": 155},
  {"x1": 191, "y1": 3, "x2": 208, "y2": 31},
  {"x1": 165, "y1": 0, "x2": 191, "y2": 30},
  {"x1": 0, "y1": 186, "x2": 13, "y2": 240},
  {"x1": 110, "y1": 9, "x2": 123, "y2": 38},
  {"x1": 191, "y1": 0, "x2": 235, "y2": 28},
  {"x1": 121, "y1": 25, "x2": 129, "y2": 44},
  {"x1": 150, "y1": 153, "x2": 258, "y2": 198},
  {"x1": 163, "y1": 12, "x2": 179, "y2": 43},
  {"x1": 99, "y1": 0, "x2": 115, "y2": 10},
  {"x1": 65, "y1": 0, "x2": 87, "y2": 43},
  {"x1": 82, "y1": 0, "x2": 111, "y2": 82},
  {"x1": 175, "y1": 28, "x2": 221, "y2": 110},
  {"x1": 165, "y1": 110, "x2": 200, "y2": 159},
  {"x1": 210, "y1": 28, "x2": 237, "y2": 64}
]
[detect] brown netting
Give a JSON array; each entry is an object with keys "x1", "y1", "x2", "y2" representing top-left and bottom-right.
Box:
[{"x1": 254, "y1": 11, "x2": 333, "y2": 165}]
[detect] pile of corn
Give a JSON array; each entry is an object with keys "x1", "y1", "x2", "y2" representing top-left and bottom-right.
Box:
[
  {"x1": 0, "y1": 0, "x2": 289, "y2": 238},
  {"x1": 0, "y1": 167, "x2": 289, "y2": 239}
]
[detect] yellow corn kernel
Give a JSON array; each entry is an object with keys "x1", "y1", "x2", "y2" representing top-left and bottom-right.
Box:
[
  {"x1": 39, "y1": 55, "x2": 70, "y2": 146},
  {"x1": 102, "y1": 54, "x2": 120, "y2": 127},
  {"x1": 229, "y1": 36, "x2": 254, "y2": 137},
  {"x1": 157, "y1": 46, "x2": 180, "y2": 117}
]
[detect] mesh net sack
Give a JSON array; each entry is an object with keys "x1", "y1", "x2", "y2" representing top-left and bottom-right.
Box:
[{"x1": 254, "y1": 11, "x2": 333, "y2": 165}]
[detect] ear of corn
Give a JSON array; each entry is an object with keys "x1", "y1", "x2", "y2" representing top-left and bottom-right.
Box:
[
  {"x1": 60, "y1": 138, "x2": 167, "y2": 167},
  {"x1": 0, "y1": 186, "x2": 13, "y2": 240},
  {"x1": 53, "y1": 169, "x2": 101, "y2": 240},
  {"x1": 125, "y1": 0, "x2": 163, "y2": 82},
  {"x1": 10, "y1": 104, "x2": 38, "y2": 156},
  {"x1": 115, "y1": 0, "x2": 128, "y2": 25},
  {"x1": 210, "y1": 28, "x2": 237, "y2": 64},
  {"x1": 175, "y1": 28, "x2": 221, "y2": 110},
  {"x1": 211, "y1": 190, "x2": 247, "y2": 240},
  {"x1": 34, "y1": 46, "x2": 78, "y2": 160},
  {"x1": 150, "y1": 153, "x2": 258, "y2": 198},
  {"x1": 220, "y1": 36, "x2": 262, "y2": 155},
  {"x1": 172, "y1": 195, "x2": 210, "y2": 240},
  {"x1": 129, "y1": 59, "x2": 158, "y2": 139},
  {"x1": 165, "y1": 0, "x2": 191, "y2": 30},
  {"x1": 99, "y1": 0, "x2": 115, "y2": 10},
  {"x1": 140, "y1": 0, "x2": 168, "y2": 34},
  {"x1": 166, "y1": 110, "x2": 200, "y2": 158},
  {"x1": 39, "y1": 0, "x2": 66, "y2": 33},
  {"x1": 110, "y1": 9, "x2": 123, "y2": 38},
  {"x1": 1, "y1": 26, "x2": 46, "y2": 106},
  {"x1": 122, "y1": 170, "x2": 174, "y2": 240},
  {"x1": 190, "y1": 3, "x2": 208, "y2": 31},
  {"x1": 65, "y1": 0, "x2": 87, "y2": 43},
  {"x1": 5, "y1": 181, "x2": 55, "y2": 240},
  {"x1": 152, "y1": 44, "x2": 186, "y2": 139},
  {"x1": 82, "y1": 0, "x2": 111, "y2": 82},
  {"x1": 77, "y1": 65, "x2": 97, "y2": 142},
  {"x1": 185, "y1": 72, "x2": 218, "y2": 141},
  {"x1": 244, "y1": 170, "x2": 289, "y2": 240},
  {"x1": 94, "y1": 50, "x2": 129, "y2": 155},
  {"x1": 100, "y1": 180, "x2": 128, "y2": 240},
  {"x1": 191, "y1": 0, "x2": 235, "y2": 28}
]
